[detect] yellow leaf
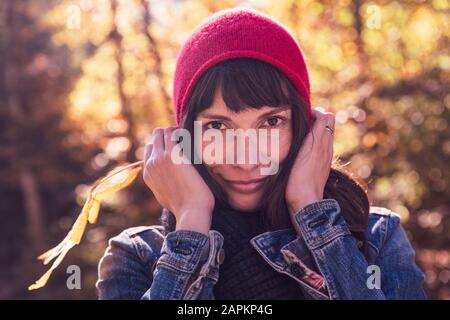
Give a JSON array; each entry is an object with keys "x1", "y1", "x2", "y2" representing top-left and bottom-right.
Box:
[
  {"x1": 88, "y1": 199, "x2": 101, "y2": 224},
  {"x1": 68, "y1": 205, "x2": 89, "y2": 244},
  {"x1": 28, "y1": 239, "x2": 75, "y2": 290},
  {"x1": 28, "y1": 161, "x2": 144, "y2": 291},
  {"x1": 93, "y1": 167, "x2": 141, "y2": 199}
]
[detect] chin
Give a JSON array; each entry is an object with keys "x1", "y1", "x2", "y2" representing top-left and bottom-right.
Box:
[{"x1": 227, "y1": 192, "x2": 263, "y2": 212}]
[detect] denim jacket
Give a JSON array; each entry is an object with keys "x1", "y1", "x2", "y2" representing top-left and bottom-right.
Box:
[{"x1": 96, "y1": 199, "x2": 427, "y2": 300}]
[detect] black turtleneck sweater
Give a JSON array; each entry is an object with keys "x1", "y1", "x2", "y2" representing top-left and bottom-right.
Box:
[{"x1": 210, "y1": 204, "x2": 306, "y2": 300}]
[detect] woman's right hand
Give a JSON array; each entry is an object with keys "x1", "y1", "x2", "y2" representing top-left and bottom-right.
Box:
[{"x1": 143, "y1": 126, "x2": 214, "y2": 235}]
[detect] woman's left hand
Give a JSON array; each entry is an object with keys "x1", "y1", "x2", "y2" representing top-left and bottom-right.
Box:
[{"x1": 285, "y1": 108, "x2": 335, "y2": 216}]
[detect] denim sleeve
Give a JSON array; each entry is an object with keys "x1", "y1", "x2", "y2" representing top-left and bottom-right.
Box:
[
  {"x1": 373, "y1": 214, "x2": 427, "y2": 299},
  {"x1": 96, "y1": 228, "x2": 223, "y2": 300},
  {"x1": 292, "y1": 199, "x2": 427, "y2": 300}
]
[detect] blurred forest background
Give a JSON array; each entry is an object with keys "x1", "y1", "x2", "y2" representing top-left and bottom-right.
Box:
[{"x1": 0, "y1": 0, "x2": 448, "y2": 299}]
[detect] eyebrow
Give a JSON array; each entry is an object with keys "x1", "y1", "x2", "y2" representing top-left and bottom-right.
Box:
[{"x1": 197, "y1": 105, "x2": 291, "y2": 122}]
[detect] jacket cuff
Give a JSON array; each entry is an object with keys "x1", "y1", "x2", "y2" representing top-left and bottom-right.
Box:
[
  {"x1": 293, "y1": 199, "x2": 351, "y2": 250},
  {"x1": 157, "y1": 229, "x2": 224, "y2": 279},
  {"x1": 157, "y1": 229, "x2": 210, "y2": 273}
]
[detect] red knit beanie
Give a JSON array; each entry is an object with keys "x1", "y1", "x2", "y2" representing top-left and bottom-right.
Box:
[{"x1": 173, "y1": 8, "x2": 313, "y2": 126}]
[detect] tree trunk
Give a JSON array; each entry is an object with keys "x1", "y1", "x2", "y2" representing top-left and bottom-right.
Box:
[{"x1": 3, "y1": 0, "x2": 47, "y2": 252}]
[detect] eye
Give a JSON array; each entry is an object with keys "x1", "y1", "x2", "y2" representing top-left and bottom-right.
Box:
[
  {"x1": 263, "y1": 116, "x2": 284, "y2": 127},
  {"x1": 205, "y1": 121, "x2": 225, "y2": 130}
]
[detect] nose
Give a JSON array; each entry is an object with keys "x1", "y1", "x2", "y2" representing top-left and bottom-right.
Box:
[
  {"x1": 224, "y1": 130, "x2": 262, "y2": 171},
  {"x1": 230, "y1": 144, "x2": 261, "y2": 171},
  {"x1": 232, "y1": 161, "x2": 260, "y2": 172}
]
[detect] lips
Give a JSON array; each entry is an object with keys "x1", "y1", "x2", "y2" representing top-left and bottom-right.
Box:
[{"x1": 222, "y1": 177, "x2": 268, "y2": 194}]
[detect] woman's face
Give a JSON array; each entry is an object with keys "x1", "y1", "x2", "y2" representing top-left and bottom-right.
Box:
[{"x1": 195, "y1": 87, "x2": 293, "y2": 212}]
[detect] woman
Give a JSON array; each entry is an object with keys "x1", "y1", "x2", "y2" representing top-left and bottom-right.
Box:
[{"x1": 96, "y1": 8, "x2": 426, "y2": 300}]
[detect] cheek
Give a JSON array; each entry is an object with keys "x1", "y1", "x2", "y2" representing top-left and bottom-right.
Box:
[{"x1": 261, "y1": 126, "x2": 292, "y2": 164}]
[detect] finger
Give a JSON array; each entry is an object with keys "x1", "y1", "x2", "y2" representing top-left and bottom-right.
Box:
[
  {"x1": 143, "y1": 143, "x2": 153, "y2": 179},
  {"x1": 325, "y1": 114, "x2": 335, "y2": 160},
  {"x1": 323, "y1": 112, "x2": 335, "y2": 138},
  {"x1": 152, "y1": 127, "x2": 164, "y2": 156},
  {"x1": 311, "y1": 108, "x2": 328, "y2": 131},
  {"x1": 313, "y1": 109, "x2": 335, "y2": 134},
  {"x1": 311, "y1": 110, "x2": 334, "y2": 157},
  {"x1": 308, "y1": 109, "x2": 328, "y2": 153},
  {"x1": 312, "y1": 107, "x2": 328, "y2": 118},
  {"x1": 325, "y1": 114, "x2": 335, "y2": 145},
  {"x1": 163, "y1": 126, "x2": 178, "y2": 152},
  {"x1": 325, "y1": 113, "x2": 335, "y2": 129},
  {"x1": 144, "y1": 143, "x2": 153, "y2": 162}
]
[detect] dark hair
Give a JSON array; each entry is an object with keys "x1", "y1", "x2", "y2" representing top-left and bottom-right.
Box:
[{"x1": 161, "y1": 58, "x2": 370, "y2": 253}]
